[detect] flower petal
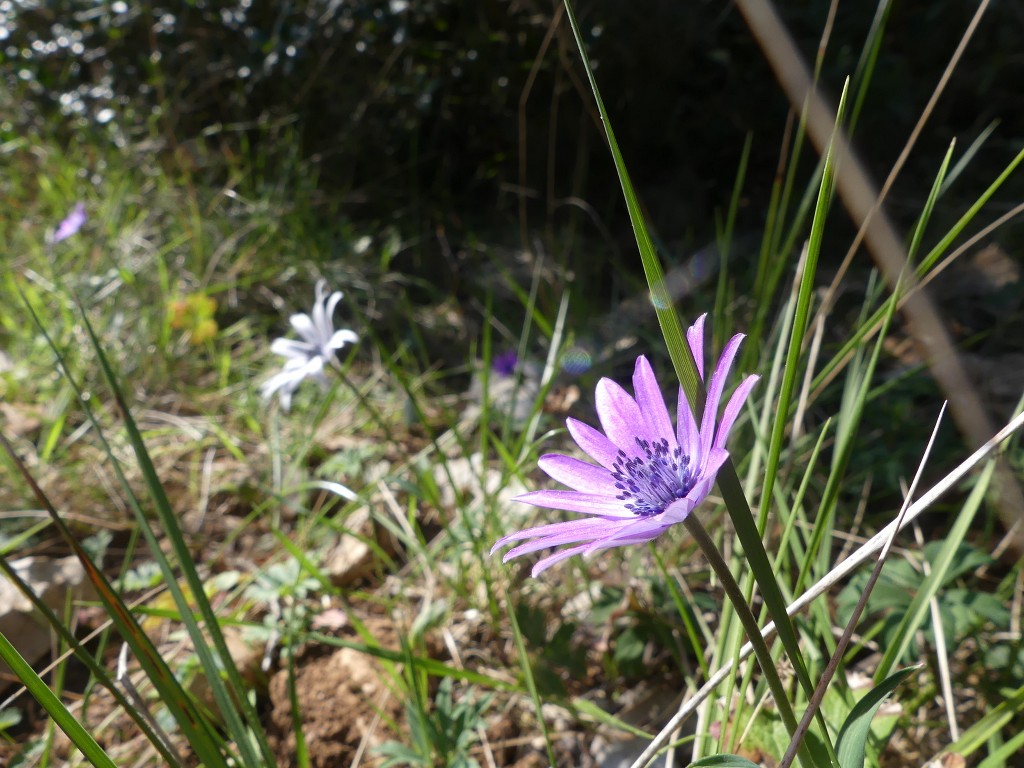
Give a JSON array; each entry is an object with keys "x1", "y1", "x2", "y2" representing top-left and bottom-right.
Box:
[
  {"x1": 686, "y1": 314, "x2": 707, "y2": 380},
  {"x1": 566, "y1": 418, "x2": 620, "y2": 470},
  {"x1": 323, "y1": 289, "x2": 343, "y2": 329},
  {"x1": 260, "y1": 369, "x2": 304, "y2": 410},
  {"x1": 531, "y1": 543, "x2": 596, "y2": 576},
  {"x1": 537, "y1": 454, "x2": 619, "y2": 495},
  {"x1": 289, "y1": 312, "x2": 321, "y2": 347},
  {"x1": 632, "y1": 356, "x2": 676, "y2": 447},
  {"x1": 260, "y1": 369, "x2": 302, "y2": 399},
  {"x1": 595, "y1": 377, "x2": 650, "y2": 450},
  {"x1": 53, "y1": 202, "x2": 87, "y2": 243},
  {"x1": 498, "y1": 518, "x2": 627, "y2": 559},
  {"x1": 327, "y1": 329, "x2": 358, "y2": 350},
  {"x1": 659, "y1": 496, "x2": 698, "y2": 525},
  {"x1": 713, "y1": 374, "x2": 759, "y2": 450},
  {"x1": 689, "y1": 447, "x2": 729, "y2": 499},
  {"x1": 513, "y1": 489, "x2": 634, "y2": 518},
  {"x1": 270, "y1": 338, "x2": 317, "y2": 359},
  {"x1": 581, "y1": 519, "x2": 669, "y2": 553},
  {"x1": 676, "y1": 386, "x2": 701, "y2": 464},
  {"x1": 700, "y1": 332, "x2": 745, "y2": 460}
]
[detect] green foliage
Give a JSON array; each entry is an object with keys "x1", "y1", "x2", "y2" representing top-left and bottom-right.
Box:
[
  {"x1": 513, "y1": 601, "x2": 586, "y2": 697},
  {"x1": 835, "y1": 667, "x2": 917, "y2": 768},
  {"x1": 377, "y1": 679, "x2": 493, "y2": 768},
  {"x1": 837, "y1": 542, "x2": 1009, "y2": 659}
]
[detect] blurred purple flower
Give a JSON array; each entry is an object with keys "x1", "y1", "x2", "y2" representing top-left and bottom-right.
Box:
[
  {"x1": 491, "y1": 349, "x2": 518, "y2": 377},
  {"x1": 52, "y1": 203, "x2": 87, "y2": 243},
  {"x1": 261, "y1": 280, "x2": 359, "y2": 411},
  {"x1": 492, "y1": 315, "x2": 758, "y2": 576}
]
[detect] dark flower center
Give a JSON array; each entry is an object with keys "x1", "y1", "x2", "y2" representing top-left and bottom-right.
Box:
[{"x1": 611, "y1": 437, "x2": 695, "y2": 517}]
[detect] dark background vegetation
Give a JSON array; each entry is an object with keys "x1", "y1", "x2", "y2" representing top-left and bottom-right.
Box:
[{"x1": 5, "y1": 0, "x2": 1022, "y2": 266}]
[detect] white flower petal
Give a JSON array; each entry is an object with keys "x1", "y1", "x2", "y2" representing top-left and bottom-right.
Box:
[{"x1": 327, "y1": 329, "x2": 358, "y2": 350}]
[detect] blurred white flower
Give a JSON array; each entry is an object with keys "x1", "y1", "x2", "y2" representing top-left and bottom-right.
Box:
[{"x1": 261, "y1": 280, "x2": 359, "y2": 411}]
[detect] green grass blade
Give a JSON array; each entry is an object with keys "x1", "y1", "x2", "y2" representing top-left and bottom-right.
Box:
[
  {"x1": 977, "y1": 728, "x2": 1024, "y2": 768},
  {"x1": 307, "y1": 632, "x2": 517, "y2": 691},
  {"x1": 560, "y1": 1, "x2": 697, "y2": 398},
  {"x1": 797, "y1": 280, "x2": 897, "y2": 594},
  {"x1": 809, "y1": 144, "x2": 1024, "y2": 397},
  {"x1": 835, "y1": 666, "x2": 917, "y2": 768},
  {"x1": 78, "y1": 306, "x2": 276, "y2": 766},
  {"x1": 0, "y1": 631, "x2": 119, "y2": 768},
  {"x1": 942, "y1": 683, "x2": 1024, "y2": 758},
  {"x1": 874, "y1": 460, "x2": 996, "y2": 680},
  {"x1": 0, "y1": 554, "x2": 186, "y2": 767},
  {"x1": 16, "y1": 288, "x2": 239, "y2": 768},
  {"x1": 0, "y1": 432, "x2": 229, "y2": 768},
  {"x1": 505, "y1": 588, "x2": 558, "y2": 767},
  {"x1": 563, "y1": 7, "x2": 835, "y2": 762}
]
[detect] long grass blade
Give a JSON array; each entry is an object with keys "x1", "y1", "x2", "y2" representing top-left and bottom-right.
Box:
[
  {"x1": 78, "y1": 306, "x2": 277, "y2": 766},
  {"x1": 0, "y1": 554, "x2": 185, "y2": 766},
  {"x1": 0, "y1": 631, "x2": 119, "y2": 768},
  {"x1": 0, "y1": 431, "x2": 229, "y2": 768}
]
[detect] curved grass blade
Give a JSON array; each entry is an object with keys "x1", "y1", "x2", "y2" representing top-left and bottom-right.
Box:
[
  {"x1": 0, "y1": 432, "x2": 229, "y2": 768},
  {"x1": 0, "y1": 630, "x2": 118, "y2": 768},
  {"x1": 559, "y1": 2, "x2": 696, "y2": 397},
  {"x1": 873, "y1": 460, "x2": 996, "y2": 680},
  {"x1": 0, "y1": 553, "x2": 185, "y2": 766},
  {"x1": 13, "y1": 289, "x2": 235, "y2": 767},
  {"x1": 77, "y1": 305, "x2": 276, "y2": 766},
  {"x1": 835, "y1": 666, "x2": 917, "y2": 768},
  {"x1": 307, "y1": 632, "x2": 516, "y2": 691},
  {"x1": 506, "y1": 588, "x2": 558, "y2": 767},
  {"x1": 942, "y1": 683, "x2": 1024, "y2": 759}
]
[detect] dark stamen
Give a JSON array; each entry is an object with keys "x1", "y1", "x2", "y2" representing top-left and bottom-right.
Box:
[{"x1": 610, "y1": 437, "x2": 694, "y2": 517}]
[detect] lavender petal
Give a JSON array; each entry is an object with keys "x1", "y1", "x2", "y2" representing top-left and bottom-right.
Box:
[
  {"x1": 566, "y1": 417, "x2": 621, "y2": 469},
  {"x1": 513, "y1": 489, "x2": 634, "y2": 518},
  {"x1": 686, "y1": 314, "x2": 707, "y2": 380},
  {"x1": 676, "y1": 385, "x2": 701, "y2": 464},
  {"x1": 632, "y1": 355, "x2": 676, "y2": 447},
  {"x1": 699, "y1": 332, "x2": 745, "y2": 460},
  {"x1": 537, "y1": 454, "x2": 619, "y2": 495},
  {"x1": 53, "y1": 203, "x2": 87, "y2": 243},
  {"x1": 595, "y1": 377, "x2": 651, "y2": 450},
  {"x1": 501, "y1": 519, "x2": 627, "y2": 560},
  {"x1": 714, "y1": 374, "x2": 760, "y2": 450},
  {"x1": 531, "y1": 543, "x2": 595, "y2": 576},
  {"x1": 491, "y1": 516, "x2": 623, "y2": 552}
]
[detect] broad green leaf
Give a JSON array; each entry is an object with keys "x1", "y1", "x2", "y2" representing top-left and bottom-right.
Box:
[{"x1": 836, "y1": 666, "x2": 917, "y2": 768}]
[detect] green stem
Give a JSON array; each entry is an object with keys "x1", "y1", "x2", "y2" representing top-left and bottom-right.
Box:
[
  {"x1": 331, "y1": 360, "x2": 395, "y2": 444},
  {"x1": 684, "y1": 515, "x2": 814, "y2": 768}
]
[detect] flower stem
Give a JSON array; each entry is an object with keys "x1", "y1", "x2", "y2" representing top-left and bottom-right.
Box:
[{"x1": 684, "y1": 515, "x2": 813, "y2": 767}]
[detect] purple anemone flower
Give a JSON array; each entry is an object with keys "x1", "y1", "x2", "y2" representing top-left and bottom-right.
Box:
[
  {"x1": 492, "y1": 315, "x2": 758, "y2": 576},
  {"x1": 52, "y1": 202, "x2": 87, "y2": 243}
]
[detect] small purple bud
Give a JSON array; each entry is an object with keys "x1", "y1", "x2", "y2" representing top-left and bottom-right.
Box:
[
  {"x1": 53, "y1": 203, "x2": 87, "y2": 243},
  {"x1": 491, "y1": 349, "x2": 518, "y2": 377}
]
